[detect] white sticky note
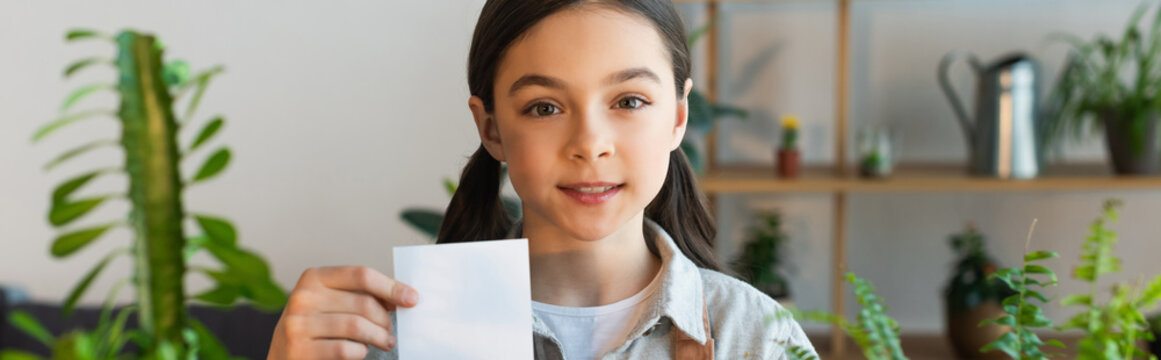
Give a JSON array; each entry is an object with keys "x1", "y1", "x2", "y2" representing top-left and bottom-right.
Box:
[{"x1": 393, "y1": 239, "x2": 533, "y2": 360}]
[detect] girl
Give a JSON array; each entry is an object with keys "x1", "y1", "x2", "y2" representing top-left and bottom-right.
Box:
[{"x1": 267, "y1": 0, "x2": 817, "y2": 359}]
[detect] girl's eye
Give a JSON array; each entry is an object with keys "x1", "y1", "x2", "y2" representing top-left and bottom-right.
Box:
[
  {"x1": 524, "y1": 102, "x2": 560, "y2": 117},
  {"x1": 615, "y1": 96, "x2": 649, "y2": 110}
]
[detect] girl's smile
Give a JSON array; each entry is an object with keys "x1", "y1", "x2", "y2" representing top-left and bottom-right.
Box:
[{"x1": 557, "y1": 182, "x2": 625, "y2": 205}]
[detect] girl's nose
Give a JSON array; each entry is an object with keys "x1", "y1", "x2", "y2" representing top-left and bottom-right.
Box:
[{"x1": 566, "y1": 111, "x2": 615, "y2": 162}]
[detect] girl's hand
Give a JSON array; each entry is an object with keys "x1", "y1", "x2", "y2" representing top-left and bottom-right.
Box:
[{"x1": 267, "y1": 266, "x2": 420, "y2": 360}]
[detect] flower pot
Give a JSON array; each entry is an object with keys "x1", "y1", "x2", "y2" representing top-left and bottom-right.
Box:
[
  {"x1": 777, "y1": 148, "x2": 800, "y2": 178},
  {"x1": 1101, "y1": 110, "x2": 1160, "y2": 175},
  {"x1": 946, "y1": 300, "x2": 1010, "y2": 360}
]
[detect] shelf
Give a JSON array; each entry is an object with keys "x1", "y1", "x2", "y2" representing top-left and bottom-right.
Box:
[{"x1": 699, "y1": 163, "x2": 1161, "y2": 193}]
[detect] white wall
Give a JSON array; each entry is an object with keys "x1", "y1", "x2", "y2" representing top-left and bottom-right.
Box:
[
  {"x1": 0, "y1": 0, "x2": 485, "y2": 304},
  {"x1": 1, "y1": 0, "x2": 1159, "y2": 337}
]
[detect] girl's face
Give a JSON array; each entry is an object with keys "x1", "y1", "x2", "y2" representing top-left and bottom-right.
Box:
[{"x1": 469, "y1": 6, "x2": 690, "y2": 242}]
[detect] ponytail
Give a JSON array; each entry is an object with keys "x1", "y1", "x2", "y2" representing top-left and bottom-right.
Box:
[
  {"x1": 644, "y1": 149, "x2": 724, "y2": 272},
  {"x1": 437, "y1": 145, "x2": 513, "y2": 244}
]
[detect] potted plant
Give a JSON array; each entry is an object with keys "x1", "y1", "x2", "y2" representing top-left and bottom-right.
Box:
[
  {"x1": 731, "y1": 211, "x2": 792, "y2": 302},
  {"x1": 1045, "y1": 4, "x2": 1161, "y2": 175},
  {"x1": 943, "y1": 225, "x2": 1014, "y2": 359},
  {"x1": 2, "y1": 29, "x2": 285, "y2": 360},
  {"x1": 777, "y1": 115, "x2": 801, "y2": 178}
]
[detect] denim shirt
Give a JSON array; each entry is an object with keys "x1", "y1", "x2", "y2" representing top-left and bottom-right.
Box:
[{"x1": 367, "y1": 220, "x2": 817, "y2": 359}]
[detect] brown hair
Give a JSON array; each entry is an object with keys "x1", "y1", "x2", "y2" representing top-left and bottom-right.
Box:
[{"x1": 439, "y1": 0, "x2": 723, "y2": 272}]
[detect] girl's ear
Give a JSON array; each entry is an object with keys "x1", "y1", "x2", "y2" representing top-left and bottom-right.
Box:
[
  {"x1": 469, "y1": 96, "x2": 506, "y2": 161},
  {"x1": 670, "y1": 78, "x2": 694, "y2": 151}
]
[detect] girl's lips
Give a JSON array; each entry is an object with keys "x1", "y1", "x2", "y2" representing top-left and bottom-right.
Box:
[{"x1": 558, "y1": 183, "x2": 624, "y2": 205}]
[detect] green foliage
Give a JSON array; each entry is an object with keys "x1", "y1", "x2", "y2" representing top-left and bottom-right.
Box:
[
  {"x1": 980, "y1": 246, "x2": 1063, "y2": 360},
  {"x1": 945, "y1": 226, "x2": 1015, "y2": 314},
  {"x1": 12, "y1": 29, "x2": 286, "y2": 360},
  {"x1": 848, "y1": 273, "x2": 907, "y2": 360},
  {"x1": 1044, "y1": 4, "x2": 1161, "y2": 153},
  {"x1": 731, "y1": 210, "x2": 791, "y2": 299},
  {"x1": 1059, "y1": 200, "x2": 1161, "y2": 359},
  {"x1": 782, "y1": 273, "x2": 906, "y2": 360},
  {"x1": 399, "y1": 173, "x2": 522, "y2": 240},
  {"x1": 679, "y1": 21, "x2": 748, "y2": 174}
]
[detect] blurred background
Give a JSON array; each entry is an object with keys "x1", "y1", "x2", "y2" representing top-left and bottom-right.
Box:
[{"x1": 2, "y1": 0, "x2": 1161, "y2": 358}]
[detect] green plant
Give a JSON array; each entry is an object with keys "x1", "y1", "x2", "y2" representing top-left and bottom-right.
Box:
[
  {"x1": 783, "y1": 272, "x2": 906, "y2": 360},
  {"x1": 2, "y1": 29, "x2": 285, "y2": 360},
  {"x1": 1044, "y1": 4, "x2": 1161, "y2": 153},
  {"x1": 680, "y1": 20, "x2": 748, "y2": 174},
  {"x1": 980, "y1": 220, "x2": 1062, "y2": 360},
  {"x1": 399, "y1": 174, "x2": 522, "y2": 239},
  {"x1": 1059, "y1": 200, "x2": 1161, "y2": 359},
  {"x1": 945, "y1": 225, "x2": 1014, "y2": 314},
  {"x1": 779, "y1": 115, "x2": 799, "y2": 151},
  {"x1": 731, "y1": 210, "x2": 791, "y2": 299}
]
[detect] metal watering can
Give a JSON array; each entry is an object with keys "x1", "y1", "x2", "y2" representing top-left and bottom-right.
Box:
[{"x1": 938, "y1": 52, "x2": 1042, "y2": 179}]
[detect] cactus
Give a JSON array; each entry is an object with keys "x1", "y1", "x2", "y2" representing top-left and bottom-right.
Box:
[{"x1": 12, "y1": 29, "x2": 286, "y2": 359}]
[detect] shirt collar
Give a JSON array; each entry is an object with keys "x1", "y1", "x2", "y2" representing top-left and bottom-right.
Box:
[{"x1": 512, "y1": 218, "x2": 709, "y2": 345}]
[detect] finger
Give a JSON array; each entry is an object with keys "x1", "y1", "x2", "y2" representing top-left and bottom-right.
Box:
[
  {"x1": 308, "y1": 339, "x2": 371, "y2": 360},
  {"x1": 306, "y1": 313, "x2": 395, "y2": 352},
  {"x1": 304, "y1": 290, "x2": 393, "y2": 330},
  {"x1": 315, "y1": 266, "x2": 419, "y2": 308}
]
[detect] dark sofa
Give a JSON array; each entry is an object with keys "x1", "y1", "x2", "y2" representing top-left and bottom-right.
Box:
[{"x1": 0, "y1": 288, "x2": 282, "y2": 359}]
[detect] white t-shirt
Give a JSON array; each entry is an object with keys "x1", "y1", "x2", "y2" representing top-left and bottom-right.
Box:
[{"x1": 531, "y1": 270, "x2": 663, "y2": 360}]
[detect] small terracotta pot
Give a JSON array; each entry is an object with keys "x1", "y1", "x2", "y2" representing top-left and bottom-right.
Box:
[
  {"x1": 777, "y1": 148, "x2": 800, "y2": 178},
  {"x1": 947, "y1": 301, "x2": 1010, "y2": 360}
]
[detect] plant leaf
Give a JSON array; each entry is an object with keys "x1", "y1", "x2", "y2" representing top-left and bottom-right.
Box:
[
  {"x1": 7, "y1": 310, "x2": 52, "y2": 346},
  {"x1": 502, "y1": 196, "x2": 522, "y2": 220},
  {"x1": 400, "y1": 209, "x2": 442, "y2": 238},
  {"x1": 192, "y1": 148, "x2": 231, "y2": 183},
  {"x1": 61, "y1": 83, "x2": 115, "y2": 111},
  {"x1": 1024, "y1": 250, "x2": 1059, "y2": 262},
  {"x1": 179, "y1": 66, "x2": 225, "y2": 121},
  {"x1": 687, "y1": 89, "x2": 714, "y2": 133},
  {"x1": 48, "y1": 196, "x2": 110, "y2": 227},
  {"x1": 194, "y1": 215, "x2": 237, "y2": 246},
  {"x1": 0, "y1": 350, "x2": 46, "y2": 360},
  {"x1": 63, "y1": 57, "x2": 111, "y2": 78},
  {"x1": 203, "y1": 242, "x2": 271, "y2": 282},
  {"x1": 1061, "y1": 294, "x2": 1093, "y2": 307},
  {"x1": 443, "y1": 178, "x2": 457, "y2": 196},
  {"x1": 189, "y1": 319, "x2": 238, "y2": 360},
  {"x1": 66, "y1": 29, "x2": 107, "y2": 42},
  {"x1": 52, "y1": 171, "x2": 102, "y2": 204},
  {"x1": 245, "y1": 279, "x2": 288, "y2": 310},
  {"x1": 43, "y1": 139, "x2": 118, "y2": 171},
  {"x1": 711, "y1": 104, "x2": 749, "y2": 120},
  {"x1": 686, "y1": 19, "x2": 716, "y2": 47},
  {"x1": 194, "y1": 286, "x2": 240, "y2": 306},
  {"x1": 51, "y1": 223, "x2": 116, "y2": 257},
  {"x1": 163, "y1": 60, "x2": 190, "y2": 87},
  {"x1": 32, "y1": 109, "x2": 113, "y2": 142},
  {"x1": 62, "y1": 249, "x2": 124, "y2": 316},
  {"x1": 189, "y1": 117, "x2": 223, "y2": 152},
  {"x1": 184, "y1": 235, "x2": 208, "y2": 262}
]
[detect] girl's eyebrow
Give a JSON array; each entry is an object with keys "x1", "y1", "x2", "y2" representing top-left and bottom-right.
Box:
[
  {"x1": 508, "y1": 74, "x2": 563, "y2": 96},
  {"x1": 602, "y1": 67, "x2": 660, "y2": 87},
  {"x1": 506, "y1": 67, "x2": 661, "y2": 96}
]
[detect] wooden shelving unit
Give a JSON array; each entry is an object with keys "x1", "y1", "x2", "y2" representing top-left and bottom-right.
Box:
[
  {"x1": 676, "y1": 0, "x2": 1161, "y2": 357},
  {"x1": 702, "y1": 163, "x2": 1161, "y2": 193}
]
